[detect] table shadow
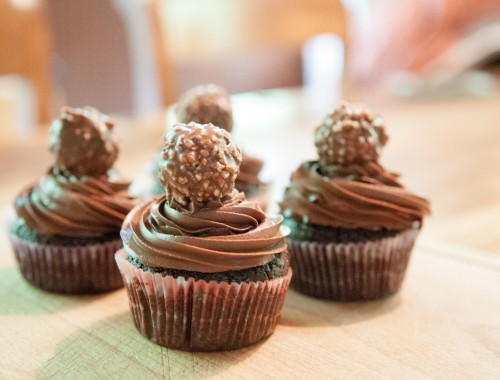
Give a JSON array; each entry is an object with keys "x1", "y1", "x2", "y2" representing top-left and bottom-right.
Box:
[
  {"x1": 0, "y1": 266, "x2": 115, "y2": 315},
  {"x1": 38, "y1": 312, "x2": 264, "y2": 379},
  {"x1": 279, "y1": 288, "x2": 402, "y2": 327}
]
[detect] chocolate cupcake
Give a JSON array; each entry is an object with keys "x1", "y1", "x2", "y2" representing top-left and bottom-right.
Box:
[
  {"x1": 175, "y1": 84, "x2": 233, "y2": 133},
  {"x1": 159, "y1": 84, "x2": 269, "y2": 209},
  {"x1": 116, "y1": 122, "x2": 291, "y2": 351},
  {"x1": 280, "y1": 101, "x2": 430, "y2": 301},
  {"x1": 9, "y1": 107, "x2": 138, "y2": 294}
]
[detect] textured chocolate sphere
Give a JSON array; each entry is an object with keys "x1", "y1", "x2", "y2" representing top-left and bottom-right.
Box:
[
  {"x1": 175, "y1": 84, "x2": 233, "y2": 132},
  {"x1": 49, "y1": 106, "x2": 118, "y2": 177},
  {"x1": 314, "y1": 102, "x2": 388, "y2": 167},
  {"x1": 158, "y1": 122, "x2": 242, "y2": 205}
]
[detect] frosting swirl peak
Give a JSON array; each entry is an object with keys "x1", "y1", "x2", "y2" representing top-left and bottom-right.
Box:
[
  {"x1": 122, "y1": 191, "x2": 288, "y2": 272},
  {"x1": 282, "y1": 101, "x2": 431, "y2": 231},
  {"x1": 16, "y1": 167, "x2": 138, "y2": 237},
  {"x1": 281, "y1": 161, "x2": 430, "y2": 230}
]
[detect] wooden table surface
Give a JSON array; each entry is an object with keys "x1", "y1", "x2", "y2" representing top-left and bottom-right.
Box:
[{"x1": 0, "y1": 86, "x2": 499, "y2": 379}]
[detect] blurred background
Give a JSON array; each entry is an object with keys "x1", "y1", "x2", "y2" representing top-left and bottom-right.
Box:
[
  {"x1": 1, "y1": 0, "x2": 500, "y2": 253},
  {"x1": 1, "y1": 0, "x2": 500, "y2": 137}
]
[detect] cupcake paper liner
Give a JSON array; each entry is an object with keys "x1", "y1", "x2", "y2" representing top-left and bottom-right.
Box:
[
  {"x1": 287, "y1": 227, "x2": 420, "y2": 301},
  {"x1": 10, "y1": 233, "x2": 124, "y2": 294},
  {"x1": 115, "y1": 249, "x2": 291, "y2": 351}
]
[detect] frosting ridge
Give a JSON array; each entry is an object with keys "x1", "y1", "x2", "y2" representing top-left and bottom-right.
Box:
[
  {"x1": 15, "y1": 167, "x2": 138, "y2": 238},
  {"x1": 281, "y1": 161, "x2": 430, "y2": 230},
  {"x1": 122, "y1": 191, "x2": 288, "y2": 272}
]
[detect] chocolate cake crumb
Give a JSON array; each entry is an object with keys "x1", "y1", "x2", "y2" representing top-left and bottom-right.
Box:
[
  {"x1": 11, "y1": 220, "x2": 120, "y2": 246},
  {"x1": 282, "y1": 216, "x2": 401, "y2": 243},
  {"x1": 128, "y1": 252, "x2": 290, "y2": 284}
]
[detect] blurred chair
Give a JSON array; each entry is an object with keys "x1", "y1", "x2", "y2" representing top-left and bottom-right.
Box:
[
  {"x1": 150, "y1": 0, "x2": 347, "y2": 99},
  {"x1": 14, "y1": 0, "x2": 347, "y2": 122},
  {"x1": 114, "y1": 0, "x2": 169, "y2": 113},
  {"x1": 106, "y1": 0, "x2": 215, "y2": 111},
  {"x1": 0, "y1": 0, "x2": 52, "y2": 124},
  {"x1": 46, "y1": 0, "x2": 134, "y2": 116},
  {"x1": 0, "y1": 75, "x2": 36, "y2": 139}
]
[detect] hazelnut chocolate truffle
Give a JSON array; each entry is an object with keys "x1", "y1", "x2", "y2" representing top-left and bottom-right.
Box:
[
  {"x1": 176, "y1": 84, "x2": 233, "y2": 132},
  {"x1": 50, "y1": 106, "x2": 118, "y2": 177},
  {"x1": 116, "y1": 122, "x2": 291, "y2": 351},
  {"x1": 280, "y1": 101, "x2": 430, "y2": 301},
  {"x1": 158, "y1": 122, "x2": 242, "y2": 206},
  {"x1": 10, "y1": 106, "x2": 138, "y2": 294},
  {"x1": 315, "y1": 102, "x2": 388, "y2": 168},
  {"x1": 166, "y1": 84, "x2": 269, "y2": 209}
]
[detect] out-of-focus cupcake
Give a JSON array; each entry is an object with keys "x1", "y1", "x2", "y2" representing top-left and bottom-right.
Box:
[
  {"x1": 9, "y1": 107, "x2": 139, "y2": 294},
  {"x1": 280, "y1": 101, "x2": 430, "y2": 301},
  {"x1": 175, "y1": 83, "x2": 233, "y2": 133},
  {"x1": 152, "y1": 84, "x2": 269, "y2": 209},
  {"x1": 116, "y1": 122, "x2": 291, "y2": 351}
]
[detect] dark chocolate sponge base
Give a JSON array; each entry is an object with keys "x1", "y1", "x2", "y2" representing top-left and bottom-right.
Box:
[
  {"x1": 127, "y1": 251, "x2": 290, "y2": 284},
  {"x1": 11, "y1": 219, "x2": 121, "y2": 246},
  {"x1": 10, "y1": 220, "x2": 123, "y2": 294},
  {"x1": 282, "y1": 216, "x2": 400, "y2": 244}
]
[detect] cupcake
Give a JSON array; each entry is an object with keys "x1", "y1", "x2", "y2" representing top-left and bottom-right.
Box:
[
  {"x1": 9, "y1": 106, "x2": 139, "y2": 294},
  {"x1": 280, "y1": 101, "x2": 430, "y2": 301},
  {"x1": 152, "y1": 84, "x2": 269, "y2": 209},
  {"x1": 116, "y1": 122, "x2": 291, "y2": 351},
  {"x1": 175, "y1": 83, "x2": 233, "y2": 132}
]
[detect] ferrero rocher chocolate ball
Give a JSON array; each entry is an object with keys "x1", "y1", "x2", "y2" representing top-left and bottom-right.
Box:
[
  {"x1": 49, "y1": 106, "x2": 118, "y2": 177},
  {"x1": 158, "y1": 122, "x2": 242, "y2": 205},
  {"x1": 314, "y1": 102, "x2": 388, "y2": 168},
  {"x1": 175, "y1": 84, "x2": 233, "y2": 132}
]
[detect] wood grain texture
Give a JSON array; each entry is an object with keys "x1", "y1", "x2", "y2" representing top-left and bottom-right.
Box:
[
  {"x1": 0, "y1": 215, "x2": 499, "y2": 379},
  {"x1": 1, "y1": 86, "x2": 500, "y2": 378}
]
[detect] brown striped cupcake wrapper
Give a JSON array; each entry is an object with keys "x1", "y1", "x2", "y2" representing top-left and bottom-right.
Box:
[
  {"x1": 10, "y1": 233, "x2": 124, "y2": 294},
  {"x1": 115, "y1": 249, "x2": 291, "y2": 352},
  {"x1": 288, "y1": 227, "x2": 420, "y2": 301}
]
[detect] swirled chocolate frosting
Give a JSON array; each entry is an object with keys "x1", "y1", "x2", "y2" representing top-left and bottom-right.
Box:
[
  {"x1": 281, "y1": 161, "x2": 430, "y2": 230},
  {"x1": 281, "y1": 101, "x2": 430, "y2": 231},
  {"x1": 122, "y1": 190, "x2": 288, "y2": 272},
  {"x1": 15, "y1": 106, "x2": 138, "y2": 238},
  {"x1": 16, "y1": 167, "x2": 138, "y2": 238},
  {"x1": 134, "y1": 123, "x2": 285, "y2": 272}
]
